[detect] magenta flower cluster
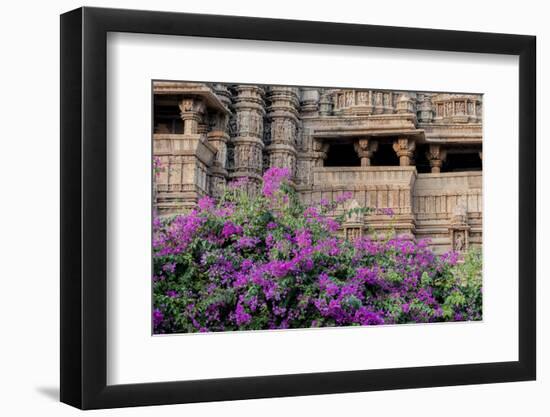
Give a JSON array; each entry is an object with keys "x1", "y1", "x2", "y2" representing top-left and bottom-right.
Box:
[{"x1": 153, "y1": 167, "x2": 482, "y2": 334}]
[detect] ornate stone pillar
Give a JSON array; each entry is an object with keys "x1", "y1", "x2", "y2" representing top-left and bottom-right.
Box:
[
  {"x1": 354, "y1": 138, "x2": 378, "y2": 167},
  {"x1": 197, "y1": 121, "x2": 209, "y2": 137},
  {"x1": 313, "y1": 140, "x2": 330, "y2": 167},
  {"x1": 207, "y1": 112, "x2": 230, "y2": 199},
  {"x1": 179, "y1": 98, "x2": 206, "y2": 134},
  {"x1": 213, "y1": 83, "x2": 233, "y2": 109},
  {"x1": 393, "y1": 137, "x2": 416, "y2": 166},
  {"x1": 426, "y1": 144, "x2": 447, "y2": 173},
  {"x1": 232, "y1": 85, "x2": 266, "y2": 192},
  {"x1": 266, "y1": 87, "x2": 300, "y2": 179}
]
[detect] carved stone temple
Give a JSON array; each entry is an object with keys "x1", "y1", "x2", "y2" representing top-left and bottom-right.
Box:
[{"x1": 153, "y1": 81, "x2": 482, "y2": 253}]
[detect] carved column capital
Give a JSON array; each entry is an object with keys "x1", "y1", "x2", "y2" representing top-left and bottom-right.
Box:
[
  {"x1": 313, "y1": 141, "x2": 330, "y2": 166},
  {"x1": 393, "y1": 138, "x2": 416, "y2": 166},
  {"x1": 426, "y1": 144, "x2": 447, "y2": 173},
  {"x1": 354, "y1": 138, "x2": 378, "y2": 166},
  {"x1": 178, "y1": 98, "x2": 206, "y2": 135}
]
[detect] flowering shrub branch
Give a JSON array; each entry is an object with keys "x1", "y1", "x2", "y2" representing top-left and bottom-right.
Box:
[{"x1": 153, "y1": 167, "x2": 482, "y2": 333}]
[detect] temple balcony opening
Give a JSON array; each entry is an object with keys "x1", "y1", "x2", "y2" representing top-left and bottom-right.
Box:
[{"x1": 324, "y1": 142, "x2": 361, "y2": 167}]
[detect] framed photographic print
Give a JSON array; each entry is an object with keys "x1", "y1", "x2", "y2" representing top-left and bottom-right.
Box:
[{"x1": 60, "y1": 6, "x2": 536, "y2": 409}]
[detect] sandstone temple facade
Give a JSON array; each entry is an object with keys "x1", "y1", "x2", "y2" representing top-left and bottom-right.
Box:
[{"x1": 153, "y1": 81, "x2": 482, "y2": 254}]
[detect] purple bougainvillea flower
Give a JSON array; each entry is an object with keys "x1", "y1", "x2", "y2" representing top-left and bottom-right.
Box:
[
  {"x1": 295, "y1": 228, "x2": 312, "y2": 248},
  {"x1": 197, "y1": 195, "x2": 216, "y2": 211},
  {"x1": 234, "y1": 302, "x2": 252, "y2": 326},
  {"x1": 153, "y1": 309, "x2": 164, "y2": 328},
  {"x1": 236, "y1": 236, "x2": 260, "y2": 249},
  {"x1": 262, "y1": 167, "x2": 291, "y2": 198},
  {"x1": 336, "y1": 191, "x2": 353, "y2": 203},
  {"x1": 221, "y1": 221, "x2": 243, "y2": 239},
  {"x1": 228, "y1": 177, "x2": 249, "y2": 189},
  {"x1": 267, "y1": 221, "x2": 277, "y2": 230},
  {"x1": 162, "y1": 262, "x2": 176, "y2": 273},
  {"x1": 378, "y1": 207, "x2": 395, "y2": 216}
]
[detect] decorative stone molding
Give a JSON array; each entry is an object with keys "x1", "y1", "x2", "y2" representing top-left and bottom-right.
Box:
[
  {"x1": 422, "y1": 124, "x2": 482, "y2": 146},
  {"x1": 310, "y1": 114, "x2": 421, "y2": 141},
  {"x1": 393, "y1": 137, "x2": 416, "y2": 166}
]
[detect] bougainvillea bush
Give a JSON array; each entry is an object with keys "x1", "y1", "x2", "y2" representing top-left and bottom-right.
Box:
[{"x1": 153, "y1": 167, "x2": 482, "y2": 334}]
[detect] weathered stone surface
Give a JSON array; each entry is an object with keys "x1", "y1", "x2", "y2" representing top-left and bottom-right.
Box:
[{"x1": 153, "y1": 82, "x2": 483, "y2": 253}]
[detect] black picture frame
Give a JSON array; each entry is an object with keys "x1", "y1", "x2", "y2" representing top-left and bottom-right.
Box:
[{"x1": 60, "y1": 6, "x2": 536, "y2": 410}]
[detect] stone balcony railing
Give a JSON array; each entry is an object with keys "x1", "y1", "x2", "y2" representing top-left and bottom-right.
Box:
[
  {"x1": 414, "y1": 171, "x2": 482, "y2": 215},
  {"x1": 305, "y1": 167, "x2": 481, "y2": 218},
  {"x1": 153, "y1": 133, "x2": 217, "y2": 205},
  {"x1": 153, "y1": 133, "x2": 217, "y2": 166},
  {"x1": 415, "y1": 171, "x2": 481, "y2": 190},
  {"x1": 312, "y1": 166, "x2": 416, "y2": 187},
  {"x1": 306, "y1": 167, "x2": 416, "y2": 215},
  {"x1": 431, "y1": 93, "x2": 482, "y2": 124},
  {"x1": 331, "y1": 90, "x2": 399, "y2": 116}
]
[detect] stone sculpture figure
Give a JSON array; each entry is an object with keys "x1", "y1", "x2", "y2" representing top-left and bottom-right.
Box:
[{"x1": 454, "y1": 231, "x2": 466, "y2": 252}]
